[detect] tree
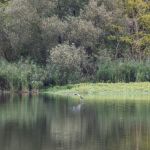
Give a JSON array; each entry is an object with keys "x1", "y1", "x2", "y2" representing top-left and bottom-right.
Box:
[
  {"x1": 41, "y1": 16, "x2": 68, "y2": 50},
  {"x1": 48, "y1": 43, "x2": 88, "y2": 84},
  {"x1": 68, "y1": 17, "x2": 100, "y2": 55},
  {"x1": 81, "y1": 0, "x2": 113, "y2": 29},
  {"x1": 81, "y1": 0, "x2": 128, "y2": 59},
  {"x1": 0, "y1": 1, "x2": 14, "y2": 60},
  {"x1": 56, "y1": 0, "x2": 89, "y2": 18},
  {"x1": 29, "y1": 0, "x2": 57, "y2": 17},
  {"x1": 123, "y1": 0, "x2": 150, "y2": 60},
  {"x1": 4, "y1": 0, "x2": 46, "y2": 63}
]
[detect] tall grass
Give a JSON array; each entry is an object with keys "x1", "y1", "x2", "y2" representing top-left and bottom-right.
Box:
[
  {"x1": 0, "y1": 59, "x2": 46, "y2": 92},
  {"x1": 96, "y1": 61, "x2": 150, "y2": 82},
  {"x1": 0, "y1": 59, "x2": 149, "y2": 92}
]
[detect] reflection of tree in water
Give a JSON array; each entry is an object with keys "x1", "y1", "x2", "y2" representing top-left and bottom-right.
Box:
[
  {"x1": 0, "y1": 94, "x2": 12, "y2": 104},
  {"x1": 0, "y1": 95, "x2": 150, "y2": 150},
  {"x1": 82, "y1": 102, "x2": 150, "y2": 150}
]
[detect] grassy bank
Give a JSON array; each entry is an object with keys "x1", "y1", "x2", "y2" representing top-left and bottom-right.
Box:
[{"x1": 45, "y1": 82, "x2": 150, "y2": 101}]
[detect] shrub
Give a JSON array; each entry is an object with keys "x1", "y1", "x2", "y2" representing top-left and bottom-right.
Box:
[
  {"x1": 136, "y1": 63, "x2": 150, "y2": 82},
  {"x1": 47, "y1": 43, "x2": 88, "y2": 85},
  {"x1": 0, "y1": 59, "x2": 46, "y2": 91},
  {"x1": 96, "y1": 61, "x2": 150, "y2": 82}
]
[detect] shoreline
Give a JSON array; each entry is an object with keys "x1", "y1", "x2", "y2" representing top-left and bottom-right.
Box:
[
  {"x1": 1, "y1": 82, "x2": 150, "y2": 100},
  {"x1": 45, "y1": 82, "x2": 150, "y2": 101},
  {"x1": 0, "y1": 89, "x2": 39, "y2": 96}
]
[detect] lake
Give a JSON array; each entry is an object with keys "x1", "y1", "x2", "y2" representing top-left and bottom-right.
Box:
[{"x1": 0, "y1": 94, "x2": 150, "y2": 150}]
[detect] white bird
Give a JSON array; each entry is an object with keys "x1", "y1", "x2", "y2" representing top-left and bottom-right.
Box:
[
  {"x1": 74, "y1": 93, "x2": 84, "y2": 100},
  {"x1": 71, "y1": 93, "x2": 84, "y2": 113}
]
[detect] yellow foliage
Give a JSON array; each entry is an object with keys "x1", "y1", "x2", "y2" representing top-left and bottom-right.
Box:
[
  {"x1": 139, "y1": 34, "x2": 150, "y2": 46},
  {"x1": 119, "y1": 36, "x2": 133, "y2": 44},
  {"x1": 139, "y1": 14, "x2": 150, "y2": 30},
  {"x1": 126, "y1": 0, "x2": 148, "y2": 14}
]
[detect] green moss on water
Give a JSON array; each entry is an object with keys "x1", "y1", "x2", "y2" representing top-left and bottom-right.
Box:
[{"x1": 45, "y1": 82, "x2": 150, "y2": 101}]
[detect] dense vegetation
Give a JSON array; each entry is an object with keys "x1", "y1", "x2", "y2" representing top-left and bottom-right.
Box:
[{"x1": 0, "y1": 0, "x2": 150, "y2": 91}]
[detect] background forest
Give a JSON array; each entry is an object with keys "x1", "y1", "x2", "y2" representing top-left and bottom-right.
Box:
[{"x1": 0, "y1": 0, "x2": 150, "y2": 91}]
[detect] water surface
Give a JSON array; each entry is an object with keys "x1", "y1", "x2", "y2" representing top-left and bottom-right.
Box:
[{"x1": 0, "y1": 94, "x2": 150, "y2": 150}]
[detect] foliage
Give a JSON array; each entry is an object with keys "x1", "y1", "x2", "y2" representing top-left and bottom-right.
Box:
[
  {"x1": 55, "y1": 0, "x2": 89, "y2": 18},
  {"x1": 68, "y1": 17, "x2": 100, "y2": 54},
  {"x1": 97, "y1": 61, "x2": 150, "y2": 82},
  {"x1": 41, "y1": 16, "x2": 68, "y2": 50},
  {"x1": 0, "y1": 59, "x2": 46, "y2": 91},
  {"x1": 47, "y1": 43, "x2": 88, "y2": 85},
  {"x1": 0, "y1": 0, "x2": 150, "y2": 90},
  {"x1": 81, "y1": 0, "x2": 113, "y2": 29}
]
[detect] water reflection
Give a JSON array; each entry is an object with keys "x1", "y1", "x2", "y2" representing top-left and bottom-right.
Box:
[{"x1": 0, "y1": 94, "x2": 150, "y2": 150}]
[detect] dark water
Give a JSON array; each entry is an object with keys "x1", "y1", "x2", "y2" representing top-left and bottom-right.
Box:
[{"x1": 0, "y1": 94, "x2": 150, "y2": 150}]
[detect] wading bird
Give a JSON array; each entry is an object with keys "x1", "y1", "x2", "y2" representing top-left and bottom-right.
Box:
[
  {"x1": 72, "y1": 93, "x2": 84, "y2": 112},
  {"x1": 74, "y1": 93, "x2": 84, "y2": 100}
]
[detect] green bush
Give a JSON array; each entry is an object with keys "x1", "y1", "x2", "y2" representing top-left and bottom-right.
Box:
[
  {"x1": 96, "y1": 61, "x2": 150, "y2": 83},
  {"x1": 136, "y1": 63, "x2": 150, "y2": 82},
  {"x1": 0, "y1": 59, "x2": 46, "y2": 91},
  {"x1": 96, "y1": 63, "x2": 115, "y2": 82},
  {"x1": 47, "y1": 43, "x2": 88, "y2": 85},
  {"x1": 117, "y1": 62, "x2": 137, "y2": 82}
]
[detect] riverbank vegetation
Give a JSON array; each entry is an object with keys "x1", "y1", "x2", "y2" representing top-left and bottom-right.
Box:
[
  {"x1": 0, "y1": 59, "x2": 46, "y2": 92},
  {"x1": 46, "y1": 82, "x2": 150, "y2": 101},
  {"x1": 0, "y1": 0, "x2": 150, "y2": 92}
]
